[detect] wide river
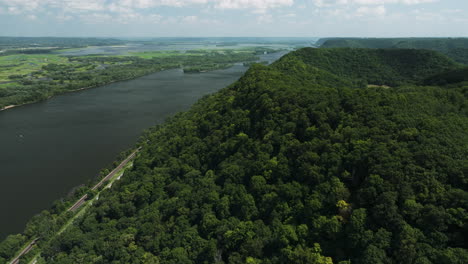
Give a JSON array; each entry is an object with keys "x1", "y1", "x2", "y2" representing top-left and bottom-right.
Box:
[{"x1": 0, "y1": 52, "x2": 285, "y2": 239}]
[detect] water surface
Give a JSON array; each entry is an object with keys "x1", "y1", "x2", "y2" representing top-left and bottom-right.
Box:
[
  {"x1": 0, "y1": 51, "x2": 287, "y2": 239},
  {"x1": 0, "y1": 66, "x2": 247, "y2": 238}
]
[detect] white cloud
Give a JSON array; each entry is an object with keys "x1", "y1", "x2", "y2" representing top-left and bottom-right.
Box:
[
  {"x1": 312, "y1": 0, "x2": 331, "y2": 7},
  {"x1": 148, "y1": 14, "x2": 163, "y2": 23},
  {"x1": 1, "y1": 0, "x2": 39, "y2": 13},
  {"x1": 0, "y1": 0, "x2": 447, "y2": 27},
  {"x1": 312, "y1": 0, "x2": 437, "y2": 6},
  {"x1": 114, "y1": 0, "x2": 181, "y2": 9},
  {"x1": 7, "y1": 6, "x2": 20, "y2": 14},
  {"x1": 80, "y1": 13, "x2": 113, "y2": 23},
  {"x1": 181, "y1": 15, "x2": 198, "y2": 23},
  {"x1": 282, "y1": 13, "x2": 297, "y2": 17},
  {"x1": 327, "y1": 8, "x2": 346, "y2": 17},
  {"x1": 0, "y1": 0, "x2": 295, "y2": 13},
  {"x1": 0, "y1": 0, "x2": 288, "y2": 30},
  {"x1": 411, "y1": 9, "x2": 443, "y2": 21},
  {"x1": 61, "y1": 0, "x2": 107, "y2": 12},
  {"x1": 352, "y1": 0, "x2": 436, "y2": 5},
  {"x1": 215, "y1": 0, "x2": 293, "y2": 9},
  {"x1": 252, "y1": 8, "x2": 268, "y2": 14},
  {"x1": 56, "y1": 14, "x2": 73, "y2": 22},
  {"x1": 441, "y1": 9, "x2": 462, "y2": 13},
  {"x1": 108, "y1": 3, "x2": 133, "y2": 13},
  {"x1": 257, "y1": 13, "x2": 273, "y2": 23},
  {"x1": 311, "y1": 0, "x2": 439, "y2": 20},
  {"x1": 0, "y1": 0, "x2": 296, "y2": 26},
  {"x1": 356, "y1": 5, "x2": 386, "y2": 16},
  {"x1": 0, "y1": 0, "x2": 107, "y2": 14}
]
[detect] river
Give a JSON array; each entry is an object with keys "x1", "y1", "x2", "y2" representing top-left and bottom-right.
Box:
[
  {"x1": 0, "y1": 51, "x2": 287, "y2": 239},
  {"x1": 0, "y1": 67, "x2": 245, "y2": 239}
]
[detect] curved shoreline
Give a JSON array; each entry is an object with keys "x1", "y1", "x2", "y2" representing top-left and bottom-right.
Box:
[
  {"x1": 0, "y1": 52, "x2": 283, "y2": 113},
  {"x1": 0, "y1": 63, "x2": 246, "y2": 113},
  {"x1": 0, "y1": 68, "x2": 176, "y2": 113},
  {"x1": 0, "y1": 62, "x2": 249, "y2": 240},
  {"x1": 0, "y1": 105, "x2": 18, "y2": 111}
]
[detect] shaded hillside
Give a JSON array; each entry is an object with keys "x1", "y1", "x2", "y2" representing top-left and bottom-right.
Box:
[
  {"x1": 319, "y1": 38, "x2": 468, "y2": 64},
  {"x1": 1, "y1": 49, "x2": 467, "y2": 264},
  {"x1": 424, "y1": 67, "x2": 468, "y2": 85},
  {"x1": 276, "y1": 48, "x2": 458, "y2": 86},
  {"x1": 318, "y1": 38, "x2": 400, "y2": 49}
]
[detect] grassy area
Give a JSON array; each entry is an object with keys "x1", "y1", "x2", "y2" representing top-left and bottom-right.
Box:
[
  {"x1": 0, "y1": 81, "x2": 20, "y2": 88},
  {"x1": 0, "y1": 54, "x2": 68, "y2": 82},
  {"x1": 0, "y1": 52, "x2": 140, "y2": 83},
  {"x1": 0, "y1": 47, "x2": 277, "y2": 109}
]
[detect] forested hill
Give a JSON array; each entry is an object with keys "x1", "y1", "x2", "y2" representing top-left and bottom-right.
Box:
[
  {"x1": 424, "y1": 67, "x2": 468, "y2": 85},
  {"x1": 318, "y1": 38, "x2": 468, "y2": 64},
  {"x1": 275, "y1": 48, "x2": 458, "y2": 86},
  {"x1": 2, "y1": 48, "x2": 467, "y2": 264}
]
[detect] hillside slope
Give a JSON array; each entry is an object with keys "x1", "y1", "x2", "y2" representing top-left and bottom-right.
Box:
[
  {"x1": 1, "y1": 49, "x2": 467, "y2": 264},
  {"x1": 424, "y1": 67, "x2": 468, "y2": 85},
  {"x1": 319, "y1": 38, "x2": 468, "y2": 64},
  {"x1": 277, "y1": 48, "x2": 458, "y2": 86}
]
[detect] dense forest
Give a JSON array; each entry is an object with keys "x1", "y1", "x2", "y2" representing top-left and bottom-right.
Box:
[
  {"x1": 278, "y1": 48, "x2": 458, "y2": 86},
  {"x1": 1, "y1": 48, "x2": 467, "y2": 264},
  {"x1": 319, "y1": 38, "x2": 468, "y2": 64}
]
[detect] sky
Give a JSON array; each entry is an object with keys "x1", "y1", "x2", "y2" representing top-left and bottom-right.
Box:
[{"x1": 0, "y1": 0, "x2": 467, "y2": 37}]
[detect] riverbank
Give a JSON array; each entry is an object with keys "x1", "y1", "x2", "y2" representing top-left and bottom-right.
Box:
[
  {"x1": 8, "y1": 150, "x2": 139, "y2": 264},
  {"x1": 0, "y1": 67, "x2": 171, "y2": 113},
  {"x1": 0, "y1": 63, "x2": 252, "y2": 240},
  {"x1": 0, "y1": 63, "x2": 244, "y2": 113},
  {"x1": 0, "y1": 105, "x2": 18, "y2": 111},
  {"x1": 0, "y1": 47, "x2": 271, "y2": 112}
]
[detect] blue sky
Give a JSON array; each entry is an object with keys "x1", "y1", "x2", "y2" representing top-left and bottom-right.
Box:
[{"x1": 0, "y1": 0, "x2": 467, "y2": 37}]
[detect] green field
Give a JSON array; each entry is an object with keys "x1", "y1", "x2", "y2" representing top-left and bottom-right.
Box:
[
  {"x1": 0, "y1": 54, "x2": 68, "y2": 82},
  {"x1": 0, "y1": 47, "x2": 271, "y2": 84},
  {"x1": 0, "y1": 48, "x2": 273, "y2": 109}
]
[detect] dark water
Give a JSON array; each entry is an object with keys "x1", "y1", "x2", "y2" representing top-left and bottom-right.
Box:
[{"x1": 0, "y1": 65, "x2": 251, "y2": 239}]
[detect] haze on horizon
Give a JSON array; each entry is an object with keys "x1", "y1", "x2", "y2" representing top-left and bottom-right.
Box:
[{"x1": 0, "y1": 0, "x2": 467, "y2": 38}]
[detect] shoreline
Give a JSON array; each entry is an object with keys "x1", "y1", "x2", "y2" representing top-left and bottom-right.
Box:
[
  {"x1": 0, "y1": 105, "x2": 18, "y2": 111},
  {"x1": 0, "y1": 68, "x2": 171, "y2": 113},
  {"x1": 0, "y1": 52, "x2": 278, "y2": 113},
  {"x1": 0, "y1": 63, "x2": 242, "y2": 113}
]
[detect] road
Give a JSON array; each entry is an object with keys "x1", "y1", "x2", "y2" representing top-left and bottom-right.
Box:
[
  {"x1": 67, "y1": 194, "x2": 88, "y2": 212},
  {"x1": 9, "y1": 238, "x2": 39, "y2": 264},
  {"x1": 91, "y1": 148, "x2": 140, "y2": 191},
  {"x1": 9, "y1": 148, "x2": 140, "y2": 263},
  {"x1": 68, "y1": 148, "x2": 140, "y2": 212}
]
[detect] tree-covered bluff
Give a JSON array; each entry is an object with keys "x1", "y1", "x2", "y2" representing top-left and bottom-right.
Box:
[
  {"x1": 277, "y1": 48, "x2": 459, "y2": 86},
  {"x1": 318, "y1": 38, "x2": 468, "y2": 65},
  {"x1": 2, "y1": 48, "x2": 467, "y2": 264}
]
